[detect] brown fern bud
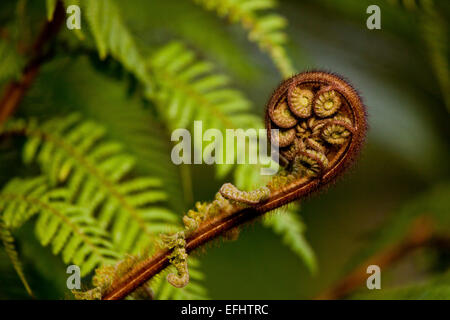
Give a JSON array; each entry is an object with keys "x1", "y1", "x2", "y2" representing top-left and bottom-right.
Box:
[
  {"x1": 102, "y1": 71, "x2": 367, "y2": 300},
  {"x1": 264, "y1": 71, "x2": 367, "y2": 210}
]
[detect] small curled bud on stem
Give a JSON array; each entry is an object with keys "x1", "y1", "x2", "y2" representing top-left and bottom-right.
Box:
[{"x1": 101, "y1": 71, "x2": 367, "y2": 300}]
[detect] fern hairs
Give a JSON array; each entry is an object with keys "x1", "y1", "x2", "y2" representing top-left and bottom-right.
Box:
[{"x1": 95, "y1": 71, "x2": 367, "y2": 300}]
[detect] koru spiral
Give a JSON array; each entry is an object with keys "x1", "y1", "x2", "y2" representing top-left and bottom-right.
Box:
[{"x1": 221, "y1": 71, "x2": 367, "y2": 209}]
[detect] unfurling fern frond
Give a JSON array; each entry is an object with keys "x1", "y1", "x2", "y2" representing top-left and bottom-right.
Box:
[
  {"x1": 0, "y1": 177, "x2": 119, "y2": 277},
  {"x1": 79, "y1": 0, "x2": 152, "y2": 89},
  {"x1": 148, "y1": 42, "x2": 261, "y2": 177},
  {"x1": 192, "y1": 0, "x2": 295, "y2": 77},
  {"x1": 0, "y1": 115, "x2": 179, "y2": 254},
  {"x1": 0, "y1": 216, "x2": 33, "y2": 297}
]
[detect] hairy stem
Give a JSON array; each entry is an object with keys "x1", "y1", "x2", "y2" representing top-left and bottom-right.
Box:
[
  {"x1": 102, "y1": 71, "x2": 368, "y2": 300},
  {"x1": 103, "y1": 176, "x2": 317, "y2": 300}
]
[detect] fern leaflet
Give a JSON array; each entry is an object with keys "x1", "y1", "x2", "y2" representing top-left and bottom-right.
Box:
[
  {"x1": 263, "y1": 207, "x2": 317, "y2": 274},
  {"x1": 0, "y1": 177, "x2": 120, "y2": 276},
  {"x1": 80, "y1": 0, "x2": 152, "y2": 89},
  {"x1": 192, "y1": 0, "x2": 295, "y2": 77},
  {"x1": 1, "y1": 115, "x2": 179, "y2": 254},
  {"x1": 148, "y1": 41, "x2": 261, "y2": 177}
]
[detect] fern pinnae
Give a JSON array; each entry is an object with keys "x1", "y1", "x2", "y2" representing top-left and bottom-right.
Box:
[
  {"x1": 0, "y1": 178, "x2": 120, "y2": 276},
  {"x1": 1, "y1": 115, "x2": 178, "y2": 253},
  {"x1": 148, "y1": 42, "x2": 261, "y2": 178},
  {"x1": 149, "y1": 42, "x2": 259, "y2": 131},
  {"x1": 192, "y1": 0, "x2": 295, "y2": 78},
  {"x1": 80, "y1": 0, "x2": 152, "y2": 89}
]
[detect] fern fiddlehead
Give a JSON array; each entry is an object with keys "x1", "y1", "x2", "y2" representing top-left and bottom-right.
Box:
[
  {"x1": 224, "y1": 71, "x2": 366, "y2": 205},
  {"x1": 91, "y1": 71, "x2": 367, "y2": 299}
]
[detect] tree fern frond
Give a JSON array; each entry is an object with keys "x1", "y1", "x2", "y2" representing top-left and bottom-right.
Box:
[
  {"x1": 79, "y1": 0, "x2": 152, "y2": 89},
  {"x1": 148, "y1": 41, "x2": 261, "y2": 178},
  {"x1": 0, "y1": 217, "x2": 33, "y2": 297},
  {"x1": 70, "y1": 74, "x2": 188, "y2": 213},
  {"x1": 1, "y1": 115, "x2": 179, "y2": 254},
  {"x1": 0, "y1": 177, "x2": 120, "y2": 276},
  {"x1": 0, "y1": 176, "x2": 51, "y2": 229},
  {"x1": 192, "y1": 0, "x2": 295, "y2": 77}
]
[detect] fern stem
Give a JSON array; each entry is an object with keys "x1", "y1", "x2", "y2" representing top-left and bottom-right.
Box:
[{"x1": 152, "y1": 67, "x2": 236, "y2": 129}]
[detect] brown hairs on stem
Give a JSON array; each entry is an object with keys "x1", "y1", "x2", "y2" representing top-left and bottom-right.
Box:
[{"x1": 101, "y1": 71, "x2": 367, "y2": 300}]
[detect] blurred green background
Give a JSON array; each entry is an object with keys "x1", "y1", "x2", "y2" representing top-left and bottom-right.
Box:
[{"x1": 0, "y1": 0, "x2": 448, "y2": 299}]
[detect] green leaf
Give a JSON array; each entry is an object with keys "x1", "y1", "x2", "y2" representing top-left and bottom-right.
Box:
[{"x1": 0, "y1": 177, "x2": 119, "y2": 276}]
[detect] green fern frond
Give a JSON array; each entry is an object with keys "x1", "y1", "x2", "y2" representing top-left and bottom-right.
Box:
[
  {"x1": 79, "y1": 0, "x2": 152, "y2": 89},
  {"x1": 192, "y1": 0, "x2": 295, "y2": 78},
  {"x1": 1, "y1": 115, "x2": 179, "y2": 254},
  {"x1": 0, "y1": 216, "x2": 33, "y2": 297},
  {"x1": 148, "y1": 42, "x2": 261, "y2": 178},
  {"x1": 0, "y1": 177, "x2": 120, "y2": 276}
]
